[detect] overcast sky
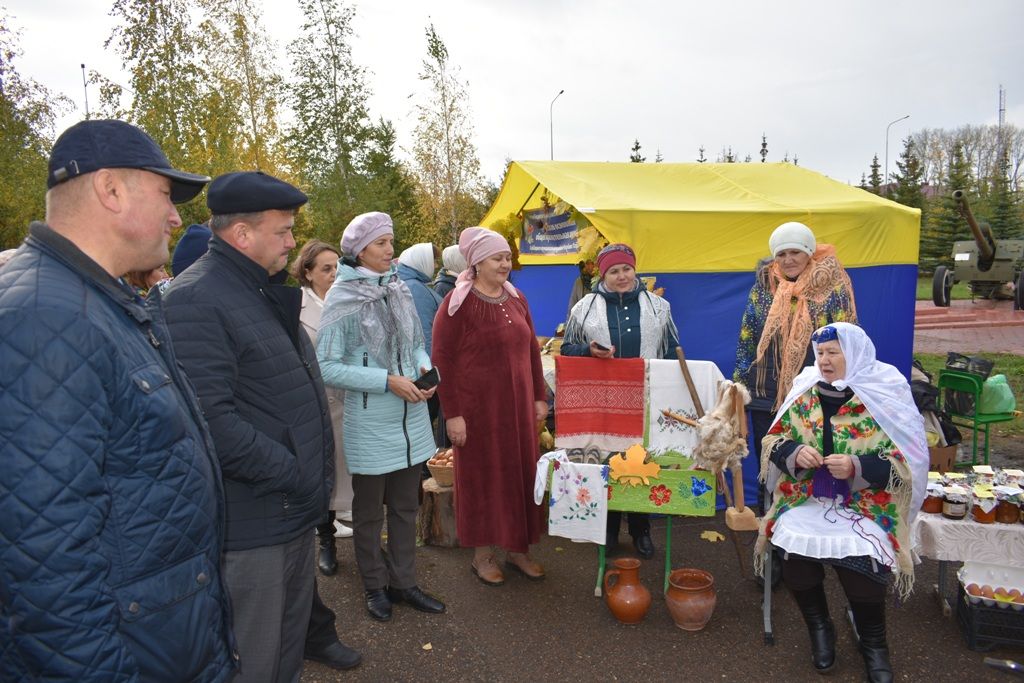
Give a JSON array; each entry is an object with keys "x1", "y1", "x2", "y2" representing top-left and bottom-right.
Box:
[{"x1": 7, "y1": 0, "x2": 1024, "y2": 186}]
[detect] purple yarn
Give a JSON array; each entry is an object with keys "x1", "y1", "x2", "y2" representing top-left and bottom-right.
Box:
[{"x1": 811, "y1": 466, "x2": 850, "y2": 502}]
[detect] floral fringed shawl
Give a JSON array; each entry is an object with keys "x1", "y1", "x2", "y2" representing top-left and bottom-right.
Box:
[
  {"x1": 733, "y1": 245, "x2": 857, "y2": 409},
  {"x1": 754, "y1": 387, "x2": 916, "y2": 600}
]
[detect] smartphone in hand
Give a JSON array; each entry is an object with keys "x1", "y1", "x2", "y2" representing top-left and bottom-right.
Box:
[
  {"x1": 592, "y1": 342, "x2": 610, "y2": 352},
  {"x1": 413, "y1": 367, "x2": 441, "y2": 390}
]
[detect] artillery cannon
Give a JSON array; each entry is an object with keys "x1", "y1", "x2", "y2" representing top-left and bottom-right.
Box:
[{"x1": 932, "y1": 190, "x2": 1024, "y2": 309}]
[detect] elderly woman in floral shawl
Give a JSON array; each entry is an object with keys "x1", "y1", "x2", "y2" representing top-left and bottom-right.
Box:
[
  {"x1": 754, "y1": 323, "x2": 927, "y2": 683},
  {"x1": 733, "y1": 222, "x2": 857, "y2": 513}
]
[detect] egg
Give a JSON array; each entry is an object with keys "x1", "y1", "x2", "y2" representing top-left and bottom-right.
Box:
[
  {"x1": 1008, "y1": 588, "x2": 1022, "y2": 599},
  {"x1": 981, "y1": 585, "x2": 995, "y2": 599},
  {"x1": 966, "y1": 583, "x2": 982, "y2": 596},
  {"x1": 1014, "y1": 594, "x2": 1024, "y2": 605}
]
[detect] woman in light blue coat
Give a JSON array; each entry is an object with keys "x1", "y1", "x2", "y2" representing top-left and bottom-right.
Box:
[{"x1": 317, "y1": 212, "x2": 446, "y2": 622}]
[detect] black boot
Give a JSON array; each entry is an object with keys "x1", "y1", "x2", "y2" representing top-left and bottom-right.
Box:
[
  {"x1": 790, "y1": 584, "x2": 836, "y2": 674},
  {"x1": 850, "y1": 600, "x2": 893, "y2": 683},
  {"x1": 317, "y1": 524, "x2": 338, "y2": 576}
]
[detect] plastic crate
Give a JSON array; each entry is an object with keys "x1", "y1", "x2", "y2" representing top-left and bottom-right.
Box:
[{"x1": 956, "y1": 585, "x2": 1024, "y2": 651}]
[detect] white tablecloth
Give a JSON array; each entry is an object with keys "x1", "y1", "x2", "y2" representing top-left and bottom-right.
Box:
[{"x1": 912, "y1": 513, "x2": 1024, "y2": 566}]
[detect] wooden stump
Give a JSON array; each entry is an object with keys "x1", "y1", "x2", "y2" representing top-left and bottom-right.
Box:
[{"x1": 417, "y1": 477, "x2": 459, "y2": 547}]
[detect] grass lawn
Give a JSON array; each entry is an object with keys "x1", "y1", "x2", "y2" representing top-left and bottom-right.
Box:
[
  {"x1": 915, "y1": 276, "x2": 972, "y2": 301},
  {"x1": 913, "y1": 352, "x2": 1024, "y2": 436}
]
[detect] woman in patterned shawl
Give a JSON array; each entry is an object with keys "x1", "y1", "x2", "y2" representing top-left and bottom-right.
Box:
[
  {"x1": 733, "y1": 222, "x2": 857, "y2": 511},
  {"x1": 754, "y1": 323, "x2": 927, "y2": 683}
]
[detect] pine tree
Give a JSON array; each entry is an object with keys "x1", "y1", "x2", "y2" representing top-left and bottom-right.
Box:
[
  {"x1": 412, "y1": 23, "x2": 484, "y2": 244},
  {"x1": 891, "y1": 137, "x2": 925, "y2": 209},
  {"x1": 629, "y1": 139, "x2": 645, "y2": 163},
  {"x1": 0, "y1": 14, "x2": 71, "y2": 248},
  {"x1": 858, "y1": 173, "x2": 869, "y2": 191},
  {"x1": 654, "y1": 149, "x2": 663, "y2": 163},
  {"x1": 987, "y1": 148, "x2": 1019, "y2": 238},
  {"x1": 696, "y1": 147, "x2": 706, "y2": 163},
  {"x1": 867, "y1": 154, "x2": 882, "y2": 194},
  {"x1": 920, "y1": 144, "x2": 973, "y2": 272},
  {"x1": 351, "y1": 119, "x2": 427, "y2": 251}
]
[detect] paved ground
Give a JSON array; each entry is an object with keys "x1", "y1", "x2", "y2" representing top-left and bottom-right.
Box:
[
  {"x1": 303, "y1": 516, "x2": 1016, "y2": 683},
  {"x1": 914, "y1": 299, "x2": 1024, "y2": 354}
]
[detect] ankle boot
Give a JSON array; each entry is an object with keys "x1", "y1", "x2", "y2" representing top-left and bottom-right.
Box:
[
  {"x1": 850, "y1": 600, "x2": 893, "y2": 683},
  {"x1": 790, "y1": 584, "x2": 836, "y2": 674},
  {"x1": 317, "y1": 524, "x2": 338, "y2": 576}
]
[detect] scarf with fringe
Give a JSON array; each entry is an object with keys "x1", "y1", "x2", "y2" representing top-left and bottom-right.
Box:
[{"x1": 754, "y1": 245, "x2": 856, "y2": 410}]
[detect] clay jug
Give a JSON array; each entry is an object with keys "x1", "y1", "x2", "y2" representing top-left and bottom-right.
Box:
[
  {"x1": 603, "y1": 558, "x2": 652, "y2": 624},
  {"x1": 665, "y1": 568, "x2": 716, "y2": 631}
]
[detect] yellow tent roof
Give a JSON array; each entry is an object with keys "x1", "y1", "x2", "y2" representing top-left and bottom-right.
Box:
[{"x1": 481, "y1": 161, "x2": 921, "y2": 272}]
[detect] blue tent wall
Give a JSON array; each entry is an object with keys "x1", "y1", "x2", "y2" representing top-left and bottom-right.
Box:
[{"x1": 514, "y1": 262, "x2": 919, "y2": 507}]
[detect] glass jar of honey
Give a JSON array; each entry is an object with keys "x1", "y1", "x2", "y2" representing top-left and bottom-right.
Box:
[
  {"x1": 972, "y1": 502, "x2": 996, "y2": 524},
  {"x1": 941, "y1": 498, "x2": 967, "y2": 520},
  {"x1": 921, "y1": 494, "x2": 944, "y2": 514},
  {"x1": 995, "y1": 500, "x2": 1020, "y2": 524}
]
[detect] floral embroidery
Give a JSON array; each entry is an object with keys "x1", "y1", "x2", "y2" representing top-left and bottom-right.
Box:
[
  {"x1": 576, "y1": 487, "x2": 592, "y2": 505},
  {"x1": 766, "y1": 390, "x2": 904, "y2": 553},
  {"x1": 649, "y1": 484, "x2": 672, "y2": 506}
]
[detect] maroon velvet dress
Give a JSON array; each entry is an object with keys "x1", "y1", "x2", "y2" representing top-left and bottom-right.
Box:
[{"x1": 432, "y1": 287, "x2": 547, "y2": 552}]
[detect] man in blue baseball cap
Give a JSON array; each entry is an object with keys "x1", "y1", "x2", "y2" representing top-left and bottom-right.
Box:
[
  {"x1": 163, "y1": 170, "x2": 361, "y2": 678},
  {"x1": 0, "y1": 120, "x2": 236, "y2": 681}
]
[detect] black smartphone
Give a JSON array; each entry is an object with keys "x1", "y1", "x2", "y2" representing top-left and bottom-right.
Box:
[
  {"x1": 413, "y1": 367, "x2": 440, "y2": 390},
  {"x1": 593, "y1": 342, "x2": 610, "y2": 351}
]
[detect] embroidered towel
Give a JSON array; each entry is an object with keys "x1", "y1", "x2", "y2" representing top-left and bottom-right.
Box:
[
  {"x1": 534, "y1": 450, "x2": 609, "y2": 545},
  {"x1": 554, "y1": 356, "x2": 645, "y2": 454},
  {"x1": 647, "y1": 358, "x2": 724, "y2": 456}
]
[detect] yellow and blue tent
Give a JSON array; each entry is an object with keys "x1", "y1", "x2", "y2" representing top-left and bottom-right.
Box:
[{"x1": 483, "y1": 161, "x2": 920, "y2": 500}]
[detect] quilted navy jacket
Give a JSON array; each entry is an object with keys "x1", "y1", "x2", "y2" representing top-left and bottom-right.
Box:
[
  {"x1": 0, "y1": 224, "x2": 236, "y2": 682},
  {"x1": 162, "y1": 236, "x2": 333, "y2": 551}
]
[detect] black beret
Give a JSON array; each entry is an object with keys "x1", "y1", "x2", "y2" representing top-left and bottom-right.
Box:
[{"x1": 206, "y1": 171, "x2": 308, "y2": 214}]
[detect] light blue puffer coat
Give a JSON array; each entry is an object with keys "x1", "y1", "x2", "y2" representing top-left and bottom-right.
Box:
[{"x1": 316, "y1": 264, "x2": 436, "y2": 475}]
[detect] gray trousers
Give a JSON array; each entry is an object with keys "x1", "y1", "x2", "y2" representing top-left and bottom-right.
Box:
[
  {"x1": 352, "y1": 463, "x2": 421, "y2": 591},
  {"x1": 224, "y1": 531, "x2": 315, "y2": 683}
]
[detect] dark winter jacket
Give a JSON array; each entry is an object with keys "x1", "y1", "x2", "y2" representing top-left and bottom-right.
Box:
[
  {"x1": 162, "y1": 235, "x2": 334, "y2": 551},
  {"x1": 432, "y1": 269, "x2": 458, "y2": 299},
  {"x1": 0, "y1": 223, "x2": 236, "y2": 682}
]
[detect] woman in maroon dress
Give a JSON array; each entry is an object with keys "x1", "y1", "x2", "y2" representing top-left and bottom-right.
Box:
[{"x1": 432, "y1": 227, "x2": 548, "y2": 586}]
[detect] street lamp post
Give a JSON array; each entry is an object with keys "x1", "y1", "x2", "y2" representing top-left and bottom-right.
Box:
[
  {"x1": 549, "y1": 89, "x2": 564, "y2": 160},
  {"x1": 884, "y1": 114, "x2": 910, "y2": 196}
]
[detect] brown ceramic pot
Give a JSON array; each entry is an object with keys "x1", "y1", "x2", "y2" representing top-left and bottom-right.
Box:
[
  {"x1": 665, "y1": 568, "x2": 717, "y2": 631},
  {"x1": 603, "y1": 558, "x2": 652, "y2": 625}
]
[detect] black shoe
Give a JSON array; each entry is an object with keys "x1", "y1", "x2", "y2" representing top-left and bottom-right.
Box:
[
  {"x1": 791, "y1": 585, "x2": 836, "y2": 674},
  {"x1": 632, "y1": 532, "x2": 655, "y2": 560},
  {"x1": 304, "y1": 640, "x2": 362, "y2": 670},
  {"x1": 850, "y1": 600, "x2": 893, "y2": 683},
  {"x1": 387, "y1": 585, "x2": 446, "y2": 614},
  {"x1": 317, "y1": 536, "x2": 338, "y2": 576},
  {"x1": 365, "y1": 588, "x2": 392, "y2": 621}
]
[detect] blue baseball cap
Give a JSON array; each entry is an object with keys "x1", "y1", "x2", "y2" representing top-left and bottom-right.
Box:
[{"x1": 48, "y1": 119, "x2": 210, "y2": 203}]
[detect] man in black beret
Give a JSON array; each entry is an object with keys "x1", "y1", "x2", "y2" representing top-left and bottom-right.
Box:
[
  {"x1": 0, "y1": 119, "x2": 236, "y2": 681},
  {"x1": 163, "y1": 171, "x2": 360, "y2": 679}
]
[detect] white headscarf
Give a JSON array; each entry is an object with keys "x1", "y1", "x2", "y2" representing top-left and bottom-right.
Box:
[
  {"x1": 441, "y1": 244, "x2": 466, "y2": 274},
  {"x1": 398, "y1": 242, "x2": 436, "y2": 280},
  {"x1": 773, "y1": 322, "x2": 929, "y2": 519}
]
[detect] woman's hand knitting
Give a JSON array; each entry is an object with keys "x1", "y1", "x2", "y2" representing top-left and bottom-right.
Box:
[
  {"x1": 823, "y1": 453, "x2": 854, "y2": 479},
  {"x1": 795, "y1": 445, "x2": 824, "y2": 469}
]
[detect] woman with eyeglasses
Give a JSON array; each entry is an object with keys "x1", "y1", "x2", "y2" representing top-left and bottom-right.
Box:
[
  {"x1": 561, "y1": 242, "x2": 680, "y2": 559},
  {"x1": 733, "y1": 222, "x2": 857, "y2": 512},
  {"x1": 755, "y1": 323, "x2": 927, "y2": 683}
]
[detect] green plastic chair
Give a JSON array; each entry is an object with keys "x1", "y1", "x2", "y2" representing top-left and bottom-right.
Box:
[{"x1": 936, "y1": 369, "x2": 1015, "y2": 467}]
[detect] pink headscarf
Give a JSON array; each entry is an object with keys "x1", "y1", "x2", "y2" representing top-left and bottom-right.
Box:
[{"x1": 446, "y1": 227, "x2": 519, "y2": 316}]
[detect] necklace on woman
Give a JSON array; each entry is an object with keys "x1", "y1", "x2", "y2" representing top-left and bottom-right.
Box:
[{"x1": 472, "y1": 287, "x2": 509, "y2": 304}]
